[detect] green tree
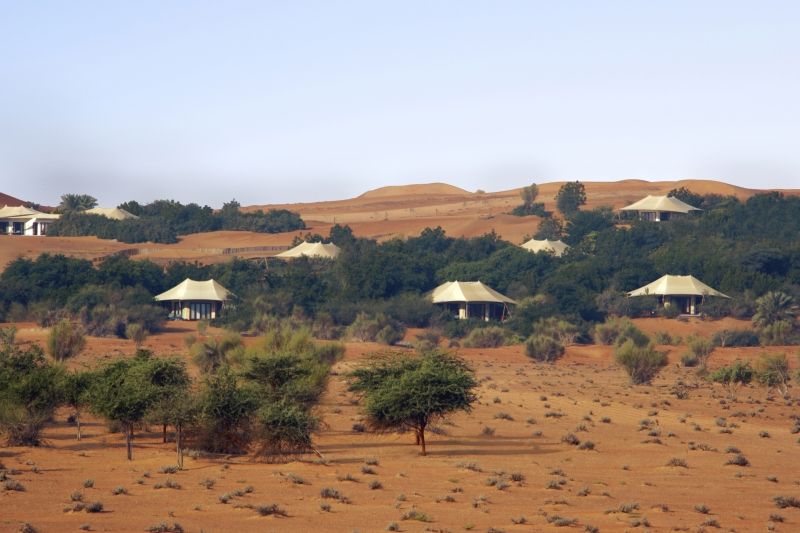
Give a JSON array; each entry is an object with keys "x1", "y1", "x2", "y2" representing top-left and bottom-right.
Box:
[
  {"x1": 753, "y1": 291, "x2": 797, "y2": 328},
  {"x1": 148, "y1": 387, "x2": 197, "y2": 469},
  {"x1": 555, "y1": 181, "x2": 587, "y2": 218},
  {"x1": 197, "y1": 367, "x2": 259, "y2": 453},
  {"x1": 348, "y1": 351, "x2": 477, "y2": 455},
  {"x1": 534, "y1": 218, "x2": 564, "y2": 240},
  {"x1": 58, "y1": 193, "x2": 98, "y2": 213},
  {"x1": 254, "y1": 398, "x2": 320, "y2": 461},
  {"x1": 88, "y1": 352, "x2": 162, "y2": 460},
  {"x1": 668, "y1": 187, "x2": 704, "y2": 209},
  {"x1": 191, "y1": 332, "x2": 244, "y2": 373},
  {"x1": 62, "y1": 370, "x2": 94, "y2": 440},
  {"x1": 0, "y1": 344, "x2": 64, "y2": 445}
]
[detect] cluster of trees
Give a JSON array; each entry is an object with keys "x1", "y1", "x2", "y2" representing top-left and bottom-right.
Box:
[
  {"x1": 48, "y1": 195, "x2": 305, "y2": 244},
  {"x1": 1, "y1": 322, "x2": 478, "y2": 459}
]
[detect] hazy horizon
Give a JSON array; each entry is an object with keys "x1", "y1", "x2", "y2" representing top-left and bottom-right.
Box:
[{"x1": 2, "y1": 1, "x2": 799, "y2": 208}]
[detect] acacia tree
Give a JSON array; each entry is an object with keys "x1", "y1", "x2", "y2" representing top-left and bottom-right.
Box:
[
  {"x1": 88, "y1": 353, "x2": 160, "y2": 460},
  {"x1": 555, "y1": 181, "x2": 587, "y2": 218},
  {"x1": 348, "y1": 350, "x2": 477, "y2": 455},
  {"x1": 62, "y1": 370, "x2": 93, "y2": 440}
]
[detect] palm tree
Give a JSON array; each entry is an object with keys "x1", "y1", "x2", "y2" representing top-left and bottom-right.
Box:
[
  {"x1": 58, "y1": 193, "x2": 98, "y2": 213},
  {"x1": 191, "y1": 332, "x2": 243, "y2": 373},
  {"x1": 753, "y1": 291, "x2": 797, "y2": 329}
]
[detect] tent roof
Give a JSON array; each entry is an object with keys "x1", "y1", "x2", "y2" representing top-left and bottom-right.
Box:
[
  {"x1": 520, "y1": 238, "x2": 569, "y2": 257},
  {"x1": 627, "y1": 275, "x2": 730, "y2": 298},
  {"x1": 84, "y1": 207, "x2": 139, "y2": 220},
  {"x1": 154, "y1": 278, "x2": 231, "y2": 302},
  {"x1": 620, "y1": 195, "x2": 701, "y2": 213},
  {"x1": 275, "y1": 241, "x2": 341, "y2": 259},
  {"x1": 0, "y1": 205, "x2": 42, "y2": 218},
  {"x1": 431, "y1": 281, "x2": 517, "y2": 305}
]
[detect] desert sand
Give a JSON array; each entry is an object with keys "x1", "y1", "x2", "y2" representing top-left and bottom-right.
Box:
[{"x1": 2, "y1": 317, "x2": 800, "y2": 533}]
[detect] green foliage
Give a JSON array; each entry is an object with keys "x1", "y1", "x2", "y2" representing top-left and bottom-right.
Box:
[
  {"x1": 346, "y1": 313, "x2": 405, "y2": 345},
  {"x1": 462, "y1": 326, "x2": 508, "y2": 348},
  {"x1": 511, "y1": 184, "x2": 547, "y2": 216},
  {"x1": 190, "y1": 331, "x2": 244, "y2": 373},
  {"x1": 555, "y1": 181, "x2": 587, "y2": 218},
  {"x1": 254, "y1": 399, "x2": 319, "y2": 460},
  {"x1": 711, "y1": 329, "x2": 760, "y2": 347},
  {"x1": 0, "y1": 344, "x2": 64, "y2": 445},
  {"x1": 668, "y1": 187, "x2": 704, "y2": 209},
  {"x1": 197, "y1": 367, "x2": 259, "y2": 454},
  {"x1": 686, "y1": 338, "x2": 714, "y2": 369},
  {"x1": 58, "y1": 193, "x2": 97, "y2": 213},
  {"x1": 709, "y1": 360, "x2": 754, "y2": 386},
  {"x1": 593, "y1": 317, "x2": 648, "y2": 347},
  {"x1": 125, "y1": 323, "x2": 147, "y2": 346},
  {"x1": 614, "y1": 341, "x2": 668, "y2": 384},
  {"x1": 755, "y1": 353, "x2": 791, "y2": 392},
  {"x1": 534, "y1": 218, "x2": 564, "y2": 240},
  {"x1": 524, "y1": 335, "x2": 565, "y2": 363},
  {"x1": 348, "y1": 350, "x2": 477, "y2": 455},
  {"x1": 753, "y1": 291, "x2": 797, "y2": 329},
  {"x1": 46, "y1": 320, "x2": 86, "y2": 361},
  {"x1": 531, "y1": 317, "x2": 580, "y2": 346}
]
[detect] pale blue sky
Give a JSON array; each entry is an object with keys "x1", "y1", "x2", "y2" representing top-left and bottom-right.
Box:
[{"x1": 1, "y1": 1, "x2": 798, "y2": 207}]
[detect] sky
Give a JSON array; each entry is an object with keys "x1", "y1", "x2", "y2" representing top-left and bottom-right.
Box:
[{"x1": 1, "y1": 1, "x2": 798, "y2": 208}]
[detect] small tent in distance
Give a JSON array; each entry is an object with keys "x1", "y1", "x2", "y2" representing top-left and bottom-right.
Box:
[
  {"x1": 431, "y1": 281, "x2": 516, "y2": 321},
  {"x1": 155, "y1": 278, "x2": 231, "y2": 320},
  {"x1": 520, "y1": 238, "x2": 569, "y2": 257},
  {"x1": 627, "y1": 274, "x2": 729, "y2": 316},
  {"x1": 620, "y1": 195, "x2": 701, "y2": 222},
  {"x1": 84, "y1": 207, "x2": 139, "y2": 220},
  {"x1": 275, "y1": 241, "x2": 340, "y2": 260}
]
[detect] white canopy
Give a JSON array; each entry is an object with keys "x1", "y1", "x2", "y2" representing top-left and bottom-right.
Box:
[
  {"x1": 155, "y1": 279, "x2": 231, "y2": 302},
  {"x1": 275, "y1": 241, "x2": 341, "y2": 259},
  {"x1": 85, "y1": 207, "x2": 139, "y2": 220},
  {"x1": 431, "y1": 281, "x2": 517, "y2": 305},
  {"x1": 620, "y1": 195, "x2": 701, "y2": 214},
  {"x1": 627, "y1": 275, "x2": 729, "y2": 298},
  {"x1": 0, "y1": 205, "x2": 42, "y2": 218},
  {"x1": 520, "y1": 238, "x2": 569, "y2": 257}
]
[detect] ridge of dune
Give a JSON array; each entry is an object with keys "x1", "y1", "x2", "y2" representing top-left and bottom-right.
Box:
[{"x1": 357, "y1": 182, "x2": 471, "y2": 199}]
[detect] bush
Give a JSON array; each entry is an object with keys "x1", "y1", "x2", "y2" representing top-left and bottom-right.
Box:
[
  {"x1": 686, "y1": 338, "x2": 714, "y2": 368},
  {"x1": 197, "y1": 368, "x2": 259, "y2": 454},
  {"x1": 709, "y1": 360, "x2": 754, "y2": 385},
  {"x1": 253, "y1": 399, "x2": 319, "y2": 461},
  {"x1": 614, "y1": 341, "x2": 668, "y2": 384},
  {"x1": 346, "y1": 313, "x2": 405, "y2": 345},
  {"x1": 125, "y1": 323, "x2": 148, "y2": 346},
  {"x1": 531, "y1": 317, "x2": 580, "y2": 346},
  {"x1": 524, "y1": 335, "x2": 565, "y2": 363},
  {"x1": 462, "y1": 327, "x2": 508, "y2": 348},
  {"x1": 755, "y1": 354, "x2": 791, "y2": 393},
  {"x1": 711, "y1": 329, "x2": 760, "y2": 348},
  {"x1": 593, "y1": 317, "x2": 648, "y2": 347},
  {"x1": 46, "y1": 320, "x2": 86, "y2": 362}
]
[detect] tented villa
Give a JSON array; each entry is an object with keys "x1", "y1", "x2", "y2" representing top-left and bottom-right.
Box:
[
  {"x1": 627, "y1": 274, "x2": 730, "y2": 315},
  {"x1": 275, "y1": 241, "x2": 341, "y2": 260},
  {"x1": 0, "y1": 205, "x2": 60, "y2": 236},
  {"x1": 155, "y1": 278, "x2": 231, "y2": 320},
  {"x1": 84, "y1": 207, "x2": 139, "y2": 220},
  {"x1": 431, "y1": 281, "x2": 516, "y2": 321},
  {"x1": 520, "y1": 238, "x2": 570, "y2": 257},
  {"x1": 620, "y1": 195, "x2": 701, "y2": 222}
]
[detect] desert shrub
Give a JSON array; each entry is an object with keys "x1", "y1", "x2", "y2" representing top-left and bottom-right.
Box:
[
  {"x1": 614, "y1": 340, "x2": 668, "y2": 385},
  {"x1": 594, "y1": 317, "x2": 648, "y2": 347},
  {"x1": 658, "y1": 303, "x2": 682, "y2": 319},
  {"x1": 440, "y1": 318, "x2": 485, "y2": 340},
  {"x1": 46, "y1": 319, "x2": 86, "y2": 362},
  {"x1": 709, "y1": 360, "x2": 754, "y2": 386},
  {"x1": 253, "y1": 399, "x2": 319, "y2": 461},
  {"x1": 654, "y1": 331, "x2": 681, "y2": 345},
  {"x1": 190, "y1": 331, "x2": 244, "y2": 373},
  {"x1": 755, "y1": 353, "x2": 791, "y2": 394},
  {"x1": 711, "y1": 329, "x2": 760, "y2": 347},
  {"x1": 531, "y1": 317, "x2": 580, "y2": 346},
  {"x1": 346, "y1": 313, "x2": 405, "y2": 345},
  {"x1": 681, "y1": 354, "x2": 698, "y2": 367},
  {"x1": 0, "y1": 344, "x2": 64, "y2": 446},
  {"x1": 197, "y1": 367, "x2": 259, "y2": 454},
  {"x1": 686, "y1": 338, "x2": 714, "y2": 369},
  {"x1": 760, "y1": 321, "x2": 797, "y2": 345},
  {"x1": 524, "y1": 335, "x2": 565, "y2": 363},
  {"x1": 462, "y1": 327, "x2": 508, "y2": 348},
  {"x1": 125, "y1": 323, "x2": 148, "y2": 346}
]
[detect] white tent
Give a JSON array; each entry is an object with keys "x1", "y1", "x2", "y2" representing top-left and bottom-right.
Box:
[
  {"x1": 620, "y1": 195, "x2": 701, "y2": 222},
  {"x1": 520, "y1": 238, "x2": 569, "y2": 257},
  {"x1": 431, "y1": 281, "x2": 516, "y2": 321},
  {"x1": 155, "y1": 278, "x2": 231, "y2": 320},
  {"x1": 84, "y1": 207, "x2": 139, "y2": 220},
  {"x1": 627, "y1": 274, "x2": 729, "y2": 315},
  {"x1": 0, "y1": 205, "x2": 59, "y2": 235},
  {"x1": 275, "y1": 241, "x2": 341, "y2": 260}
]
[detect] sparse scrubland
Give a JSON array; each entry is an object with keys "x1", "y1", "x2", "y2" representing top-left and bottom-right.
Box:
[{"x1": 0, "y1": 184, "x2": 799, "y2": 531}]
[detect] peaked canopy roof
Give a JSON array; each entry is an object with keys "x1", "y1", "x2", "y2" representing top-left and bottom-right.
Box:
[
  {"x1": 85, "y1": 207, "x2": 139, "y2": 220},
  {"x1": 275, "y1": 241, "x2": 341, "y2": 259},
  {"x1": 431, "y1": 281, "x2": 517, "y2": 305},
  {"x1": 627, "y1": 275, "x2": 730, "y2": 298},
  {"x1": 0, "y1": 205, "x2": 42, "y2": 218},
  {"x1": 620, "y1": 195, "x2": 701, "y2": 213},
  {"x1": 520, "y1": 238, "x2": 570, "y2": 257},
  {"x1": 155, "y1": 279, "x2": 231, "y2": 302}
]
